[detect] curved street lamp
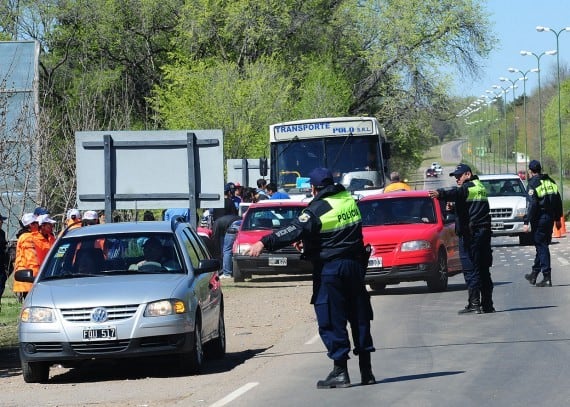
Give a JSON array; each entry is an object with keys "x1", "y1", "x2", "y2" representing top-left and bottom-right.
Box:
[
  {"x1": 500, "y1": 76, "x2": 523, "y2": 172},
  {"x1": 537, "y1": 25, "x2": 570, "y2": 201},
  {"x1": 508, "y1": 68, "x2": 539, "y2": 171},
  {"x1": 520, "y1": 49, "x2": 557, "y2": 164},
  {"x1": 493, "y1": 84, "x2": 511, "y2": 172}
]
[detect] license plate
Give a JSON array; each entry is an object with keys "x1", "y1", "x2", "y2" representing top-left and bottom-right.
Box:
[
  {"x1": 269, "y1": 257, "x2": 287, "y2": 266},
  {"x1": 491, "y1": 222, "x2": 504, "y2": 229},
  {"x1": 83, "y1": 327, "x2": 117, "y2": 341}
]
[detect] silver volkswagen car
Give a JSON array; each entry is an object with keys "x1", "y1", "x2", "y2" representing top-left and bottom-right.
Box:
[{"x1": 15, "y1": 217, "x2": 225, "y2": 383}]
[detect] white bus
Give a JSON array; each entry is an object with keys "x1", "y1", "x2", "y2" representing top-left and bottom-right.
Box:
[{"x1": 265, "y1": 117, "x2": 391, "y2": 198}]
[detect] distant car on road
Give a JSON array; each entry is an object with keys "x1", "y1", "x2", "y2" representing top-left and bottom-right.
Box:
[
  {"x1": 431, "y1": 162, "x2": 443, "y2": 175},
  {"x1": 479, "y1": 174, "x2": 531, "y2": 245},
  {"x1": 15, "y1": 218, "x2": 225, "y2": 383},
  {"x1": 232, "y1": 200, "x2": 312, "y2": 282},
  {"x1": 358, "y1": 190, "x2": 462, "y2": 292},
  {"x1": 425, "y1": 168, "x2": 438, "y2": 177}
]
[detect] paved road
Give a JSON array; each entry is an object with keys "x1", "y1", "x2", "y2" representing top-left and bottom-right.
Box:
[{"x1": 228, "y1": 234, "x2": 570, "y2": 407}]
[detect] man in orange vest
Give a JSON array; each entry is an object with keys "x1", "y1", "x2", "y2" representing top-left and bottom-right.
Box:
[
  {"x1": 35, "y1": 214, "x2": 57, "y2": 265},
  {"x1": 13, "y1": 213, "x2": 40, "y2": 302}
]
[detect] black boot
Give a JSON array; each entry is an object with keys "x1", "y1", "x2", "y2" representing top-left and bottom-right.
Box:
[
  {"x1": 358, "y1": 352, "x2": 376, "y2": 385},
  {"x1": 535, "y1": 272, "x2": 552, "y2": 287},
  {"x1": 525, "y1": 269, "x2": 540, "y2": 285},
  {"x1": 317, "y1": 361, "x2": 351, "y2": 389},
  {"x1": 458, "y1": 288, "x2": 481, "y2": 314}
]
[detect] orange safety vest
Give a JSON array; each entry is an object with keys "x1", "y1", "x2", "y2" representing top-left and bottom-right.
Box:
[{"x1": 13, "y1": 231, "x2": 41, "y2": 294}]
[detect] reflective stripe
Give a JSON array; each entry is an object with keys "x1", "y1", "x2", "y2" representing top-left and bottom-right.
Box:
[
  {"x1": 535, "y1": 178, "x2": 559, "y2": 198},
  {"x1": 319, "y1": 190, "x2": 362, "y2": 233},
  {"x1": 467, "y1": 179, "x2": 488, "y2": 202}
]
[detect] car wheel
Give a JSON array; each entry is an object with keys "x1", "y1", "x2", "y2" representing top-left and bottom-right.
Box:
[
  {"x1": 369, "y1": 282, "x2": 386, "y2": 291},
  {"x1": 180, "y1": 318, "x2": 204, "y2": 374},
  {"x1": 426, "y1": 250, "x2": 448, "y2": 292},
  {"x1": 21, "y1": 360, "x2": 50, "y2": 383},
  {"x1": 207, "y1": 307, "x2": 226, "y2": 359},
  {"x1": 519, "y1": 233, "x2": 533, "y2": 246},
  {"x1": 233, "y1": 259, "x2": 245, "y2": 282}
]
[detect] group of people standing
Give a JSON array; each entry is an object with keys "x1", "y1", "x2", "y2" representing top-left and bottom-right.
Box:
[{"x1": 9, "y1": 208, "x2": 101, "y2": 302}]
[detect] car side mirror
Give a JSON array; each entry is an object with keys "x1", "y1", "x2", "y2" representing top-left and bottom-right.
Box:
[
  {"x1": 195, "y1": 258, "x2": 221, "y2": 274},
  {"x1": 15, "y1": 269, "x2": 35, "y2": 283}
]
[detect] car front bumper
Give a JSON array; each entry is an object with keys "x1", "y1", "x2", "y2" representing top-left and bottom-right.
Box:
[
  {"x1": 233, "y1": 255, "x2": 313, "y2": 275},
  {"x1": 365, "y1": 262, "x2": 437, "y2": 285}
]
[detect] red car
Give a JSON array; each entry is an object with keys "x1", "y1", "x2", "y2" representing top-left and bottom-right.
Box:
[
  {"x1": 357, "y1": 190, "x2": 462, "y2": 292},
  {"x1": 232, "y1": 200, "x2": 312, "y2": 282},
  {"x1": 425, "y1": 168, "x2": 437, "y2": 177}
]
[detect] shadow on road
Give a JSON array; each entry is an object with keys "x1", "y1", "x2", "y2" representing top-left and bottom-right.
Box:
[
  {"x1": 0, "y1": 346, "x2": 270, "y2": 384},
  {"x1": 379, "y1": 370, "x2": 464, "y2": 384}
]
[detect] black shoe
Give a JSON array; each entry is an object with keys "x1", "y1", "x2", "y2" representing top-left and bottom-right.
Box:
[
  {"x1": 458, "y1": 304, "x2": 482, "y2": 314},
  {"x1": 535, "y1": 279, "x2": 552, "y2": 287},
  {"x1": 360, "y1": 369, "x2": 376, "y2": 385},
  {"x1": 525, "y1": 270, "x2": 539, "y2": 285},
  {"x1": 317, "y1": 367, "x2": 351, "y2": 389},
  {"x1": 482, "y1": 307, "x2": 496, "y2": 313}
]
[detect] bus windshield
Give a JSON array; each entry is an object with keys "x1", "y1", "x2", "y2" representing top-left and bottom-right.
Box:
[{"x1": 273, "y1": 135, "x2": 382, "y2": 192}]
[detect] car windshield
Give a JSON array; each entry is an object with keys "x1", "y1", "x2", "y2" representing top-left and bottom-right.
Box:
[
  {"x1": 480, "y1": 179, "x2": 526, "y2": 197},
  {"x1": 242, "y1": 206, "x2": 305, "y2": 231},
  {"x1": 358, "y1": 197, "x2": 437, "y2": 226},
  {"x1": 39, "y1": 233, "x2": 184, "y2": 280}
]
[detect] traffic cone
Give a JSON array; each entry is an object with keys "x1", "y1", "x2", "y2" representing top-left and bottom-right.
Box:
[
  {"x1": 560, "y1": 215, "x2": 567, "y2": 235},
  {"x1": 552, "y1": 215, "x2": 565, "y2": 238}
]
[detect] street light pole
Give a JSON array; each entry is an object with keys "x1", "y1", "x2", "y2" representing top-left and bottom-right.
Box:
[
  {"x1": 500, "y1": 76, "x2": 522, "y2": 172},
  {"x1": 537, "y1": 25, "x2": 570, "y2": 201},
  {"x1": 493, "y1": 84, "x2": 511, "y2": 172},
  {"x1": 520, "y1": 49, "x2": 556, "y2": 165},
  {"x1": 508, "y1": 68, "x2": 539, "y2": 171}
]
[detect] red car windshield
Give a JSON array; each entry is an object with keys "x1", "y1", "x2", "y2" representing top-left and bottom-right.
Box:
[
  {"x1": 242, "y1": 206, "x2": 305, "y2": 231},
  {"x1": 358, "y1": 197, "x2": 437, "y2": 226}
]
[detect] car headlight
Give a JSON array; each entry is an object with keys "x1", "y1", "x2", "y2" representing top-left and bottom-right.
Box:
[
  {"x1": 236, "y1": 243, "x2": 251, "y2": 255},
  {"x1": 20, "y1": 307, "x2": 56, "y2": 323},
  {"x1": 144, "y1": 299, "x2": 186, "y2": 317},
  {"x1": 401, "y1": 240, "x2": 431, "y2": 252}
]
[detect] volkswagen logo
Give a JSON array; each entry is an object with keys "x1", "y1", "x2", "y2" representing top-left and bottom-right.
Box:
[{"x1": 91, "y1": 307, "x2": 109, "y2": 323}]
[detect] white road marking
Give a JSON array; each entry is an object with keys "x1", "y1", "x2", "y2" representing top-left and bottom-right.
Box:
[
  {"x1": 305, "y1": 333, "x2": 321, "y2": 345},
  {"x1": 558, "y1": 257, "x2": 569, "y2": 266},
  {"x1": 209, "y1": 382, "x2": 259, "y2": 407}
]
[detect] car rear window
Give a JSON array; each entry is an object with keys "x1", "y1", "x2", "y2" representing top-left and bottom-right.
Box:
[{"x1": 39, "y1": 233, "x2": 184, "y2": 280}]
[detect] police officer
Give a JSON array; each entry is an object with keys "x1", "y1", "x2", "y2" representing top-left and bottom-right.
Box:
[
  {"x1": 246, "y1": 168, "x2": 375, "y2": 389},
  {"x1": 429, "y1": 163, "x2": 494, "y2": 314},
  {"x1": 523, "y1": 160, "x2": 563, "y2": 287}
]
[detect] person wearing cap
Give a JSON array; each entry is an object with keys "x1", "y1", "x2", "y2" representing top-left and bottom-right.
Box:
[
  {"x1": 246, "y1": 167, "x2": 375, "y2": 389},
  {"x1": 429, "y1": 163, "x2": 494, "y2": 314},
  {"x1": 0, "y1": 213, "x2": 7, "y2": 307},
  {"x1": 59, "y1": 209, "x2": 82, "y2": 237},
  {"x1": 34, "y1": 214, "x2": 57, "y2": 266},
  {"x1": 523, "y1": 160, "x2": 563, "y2": 287},
  {"x1": 82, "y1": 210, "x2": 100, "y2": 226},
  {"x1": 383, "y1": 171, "x2": 412, "y2": 192},
  {"x1": 13, "y1": 213, "x2": 41, "y2": 301}
]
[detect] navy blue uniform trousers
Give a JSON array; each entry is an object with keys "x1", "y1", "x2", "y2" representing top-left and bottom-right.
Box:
[
  {"x1": 531, "y1": 213, "x2": 554, "y2": 274},
  {"x1": 313, "y1": 258, "x2": 375, "y2": 361}
]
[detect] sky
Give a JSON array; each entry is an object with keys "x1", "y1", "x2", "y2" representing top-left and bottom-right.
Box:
[{"x1": 452, "y1": 0, "x2": 570, "y2": 98}]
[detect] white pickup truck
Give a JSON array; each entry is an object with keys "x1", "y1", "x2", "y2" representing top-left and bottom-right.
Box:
[{"x1": 479, "y1": 174, "x2": 532, "y2": 245}]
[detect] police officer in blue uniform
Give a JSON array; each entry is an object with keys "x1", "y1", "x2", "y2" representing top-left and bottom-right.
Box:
[
  {"x1": 523, "y1": 160, "x2": 563, "y2": 287},
  {"x1": 246, "y1": 168, "x2": 375, "y2": 389},
  {"x1": 429, "y1": 164, "x2": 494, "y2": 314}
]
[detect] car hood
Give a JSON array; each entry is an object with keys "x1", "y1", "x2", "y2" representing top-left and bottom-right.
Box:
[
  {"x1": 362, "y1": 224, "x2": 440, "y2": 243},
  {"x1": 487, "y1": 195, "x2": 526, "y2": 208},
  {"x1": 29, "y1": 274, "x2": 188, "y2": 308}
]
